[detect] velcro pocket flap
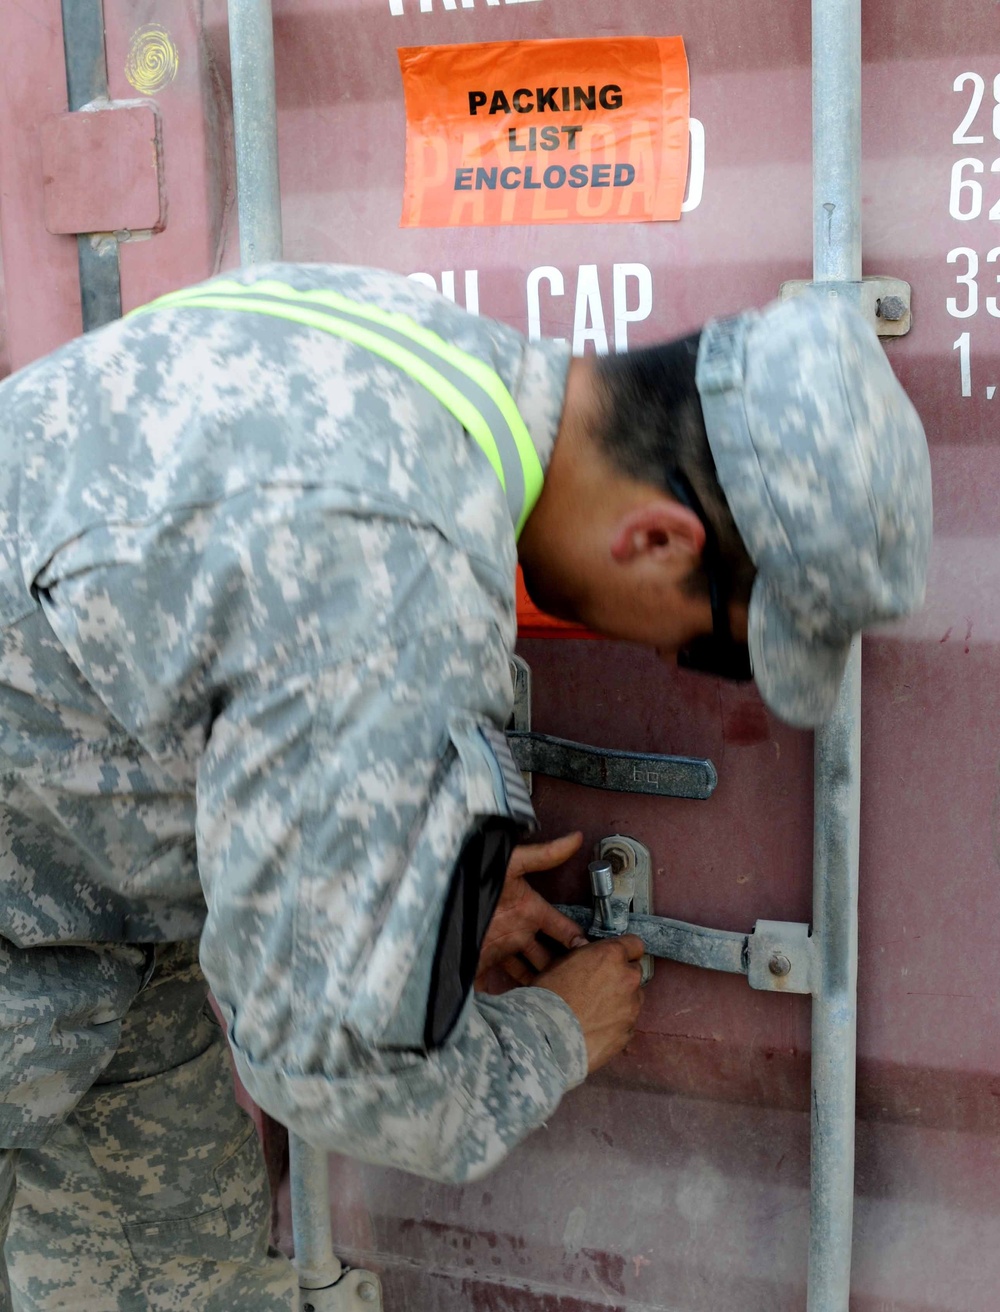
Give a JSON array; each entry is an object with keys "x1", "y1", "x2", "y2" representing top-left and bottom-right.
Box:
[{"x1": 343, "y1": 717, "x2": 535, "y2": 1052}]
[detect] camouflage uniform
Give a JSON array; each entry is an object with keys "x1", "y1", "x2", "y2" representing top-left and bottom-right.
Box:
[
  {"x1": 0, "y1": 265, "x2": 587, "y2": 1309},
  {"x1": 1, "y1": 944, "x2": 295, "y2": 1311}
]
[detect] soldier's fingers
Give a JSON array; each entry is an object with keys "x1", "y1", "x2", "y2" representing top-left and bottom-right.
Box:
[
  {"x1": 504, "y1": 956, "x2": 537, "y2": 986},
  {"x1": 507, "y1": 832, "x2": 583, "y2": 877},
  {"x1": 520, "y1": 939, "x2": 553, "y2": 974},
  {"x1": 535, "y1": 902, "x2": 589, "y2": 950},
  {"x1": 618, "y1": 934, "x2": 646, "y2": 962}
]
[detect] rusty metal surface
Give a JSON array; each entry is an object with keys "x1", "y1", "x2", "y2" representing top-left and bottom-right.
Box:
[{"x1": 3, "y1": 0, "x2": 1000, "y2": 1306}]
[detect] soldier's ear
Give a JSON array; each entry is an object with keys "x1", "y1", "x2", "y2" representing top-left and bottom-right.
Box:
[{"x1": 609, "y1": 498, "x2": 705, "y2": 568}]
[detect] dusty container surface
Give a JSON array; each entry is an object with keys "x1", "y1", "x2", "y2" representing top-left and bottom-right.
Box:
[{"x1": 1, "y1": 0, "x2": 999, "y2": 1308}]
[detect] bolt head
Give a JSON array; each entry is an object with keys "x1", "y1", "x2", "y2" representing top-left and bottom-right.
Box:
[
  {"x1": 768, "y1": 953, "x2": 792, "y2": 978},
  {"x1": 878, "y1": 295, "x2": 906, "y2": 322},
  {"x1": 357, "y1": 1280, "x2": 378, "y2": 1304}
]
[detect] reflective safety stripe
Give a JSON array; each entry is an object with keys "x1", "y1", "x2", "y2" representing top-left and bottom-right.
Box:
[{"x1": 132, "y1": 279, "x2": 544, "y2": 538}]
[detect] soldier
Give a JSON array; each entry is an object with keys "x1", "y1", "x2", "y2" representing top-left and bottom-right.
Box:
[{"x1": 0, "y1": 266, "x2": 931, "y2": 1310}]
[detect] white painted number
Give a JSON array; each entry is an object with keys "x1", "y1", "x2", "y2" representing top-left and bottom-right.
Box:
[
  {"x1": 946, "y1": 74, "x2": 1000, "y2": 398},
  {"x1": 953, "y1": 72, "x2": 986, "y2": 144},
  {"x1": 954, "y1": 332, "x2": 972, "y2": 397},
  {"x1": 947, "y1": 247, "x2": 979, "y2": 317},
  {"x1": 986, "y1": 246, "x2": 1000, "y2": 317},
  {"x1": 948, "y1": 157, "x2": 1000, "y2": 221},
  {"x1": 950, "y1": 157, "x2": 984, "y2": 220},
  {"x1": 951, "y1": 72, "x2": 1000, "y2": 143}
]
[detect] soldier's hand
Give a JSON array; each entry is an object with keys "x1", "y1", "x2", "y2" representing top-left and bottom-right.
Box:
[
  {"x1": 531, "y1": 934, "x2": 645, "y2": 1073},
  {"x1": 475, "y1": 831, "x2": 588, "y2": 990}
]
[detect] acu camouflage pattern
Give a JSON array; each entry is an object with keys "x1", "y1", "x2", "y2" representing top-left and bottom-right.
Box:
[
  {"x1": 0, "y1": 939, "x2": 149, "y2": 1147},
  {"x1": 0, "y1": 265, "x2": 586, "y2": 1190},
  {"x1": 1, "y1": 943, "x2": 296, "y2": 1312},
  {"x1": 696, "y1": 293, "x2": 933, "y2": 727}
]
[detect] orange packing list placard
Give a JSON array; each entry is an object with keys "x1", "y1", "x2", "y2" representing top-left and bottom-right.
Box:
[{"x1": 398, "y1": 36, "x2": 690, "y2": 228}]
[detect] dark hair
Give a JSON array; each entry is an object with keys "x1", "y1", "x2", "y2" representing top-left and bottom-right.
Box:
[{"x1": 594, "y1": 333, "x2": 756, "y2": 604}]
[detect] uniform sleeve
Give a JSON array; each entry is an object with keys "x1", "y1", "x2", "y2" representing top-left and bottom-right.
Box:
[
  {"x1": 194, "y1": 628, "x2": 588, "y2": 1182},
  {"x1": 31, "y1": 495, "x2": 587, "y2": 1182}
]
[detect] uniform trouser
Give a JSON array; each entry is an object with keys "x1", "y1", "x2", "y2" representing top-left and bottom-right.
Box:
[{"x1": 0, "y1": 940, "x2": 297, "y2": 1312}]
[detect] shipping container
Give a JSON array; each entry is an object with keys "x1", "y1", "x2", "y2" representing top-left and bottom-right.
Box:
[{"x1": 1, "y1": 2, "x2": 997, "y2": 1309}]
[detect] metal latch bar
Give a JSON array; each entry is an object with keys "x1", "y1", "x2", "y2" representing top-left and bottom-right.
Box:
[
  {"x1": 557, "y1": 901, "x2": 813, "y2": 992},
  {"x1": 508, "y1": 655, "x2": 717, "y2": 800},
  {"x1": 556, "y1": 902, "x2": 748, "y2": 974},
  {"x1": 507, "y1": 731, "x2": 717, "y2": 800}
]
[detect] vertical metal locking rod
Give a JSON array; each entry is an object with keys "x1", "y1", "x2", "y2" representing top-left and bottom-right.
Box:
[
  {"x1": 288, "y1": 1134, "x2": 342, "y2": 1291},
  {"x1": 809, "y1": 1, "x2": 862, "y2": 1307},
  {"x1": 228, "y1": 0, "x2": 284, "y2": 265},
  {"x1": 60, "y1": 0, "x2": 122, "y2": 330},
  {"x1": 813, "y1": 0, "x2": 862, "y2": 283},
  {"x1": 226, "y1": 1, "x2": 339, "y2": 1294}
]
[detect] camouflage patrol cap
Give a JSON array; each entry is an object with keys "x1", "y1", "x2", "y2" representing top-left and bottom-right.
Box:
[{"x1": 695, "y1": 293, "x2": 932, "y2": 728}]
